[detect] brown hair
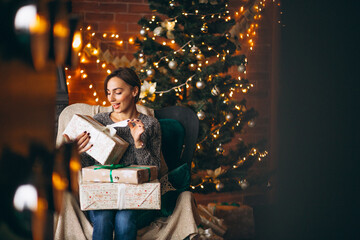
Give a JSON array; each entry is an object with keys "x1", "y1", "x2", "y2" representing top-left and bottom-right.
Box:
[{"x1": 104, "y1": 67, "x2": 141, "y2": 103}]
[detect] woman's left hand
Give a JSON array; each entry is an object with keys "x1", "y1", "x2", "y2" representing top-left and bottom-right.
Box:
[{"x1": 128, "y1": 119, "x2": 145, "y2": 148}]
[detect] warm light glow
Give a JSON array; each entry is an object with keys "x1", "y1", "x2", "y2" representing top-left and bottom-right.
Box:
[
  {"x1": 52, "y1": 173, "x2": 68, "y2": 190},
  {"x1": 72, "y1": 31, "x2": 82, "y2": 51},
  {"x1": 69, "y1": 158, "x2": 81, "y2": 171},
  {"x1": 53, "y1": 21, "x2": 69, "y2": 38},
  {"x1": 29, "y1": 14, "x2": 49, "y2": 34},
  {"x1": 129, "y1": 37, "x2": 134, "y2": 44}
]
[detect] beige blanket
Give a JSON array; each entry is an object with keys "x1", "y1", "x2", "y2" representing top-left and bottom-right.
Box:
[
  {"x1": 54, "y1": 103, "x2": 200, "y2": 239},
  {"x1": 54, "y1": 191, "x2": 200, "y2": 240}
]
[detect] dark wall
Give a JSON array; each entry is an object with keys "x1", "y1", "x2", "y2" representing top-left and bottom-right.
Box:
[{"x1": 271, "y1": 0, "x2": 360, "y2": 239}]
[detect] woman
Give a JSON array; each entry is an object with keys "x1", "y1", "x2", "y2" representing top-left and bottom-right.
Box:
[{"x1": 64, "y1": 67, "x2": 161, "y2": 240}]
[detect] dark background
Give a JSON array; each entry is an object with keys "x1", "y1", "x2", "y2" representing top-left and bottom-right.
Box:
[{"x1": 267, "y1": 0, "x2": 360, "y2": 239}]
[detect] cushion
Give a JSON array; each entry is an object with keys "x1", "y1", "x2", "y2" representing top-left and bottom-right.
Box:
[
  {"x1": 158, "y1": 119, "x2": 185, "y2": 171},
  {"x1": 159, "y1": 163, "x2": 190, "y2": 217}
]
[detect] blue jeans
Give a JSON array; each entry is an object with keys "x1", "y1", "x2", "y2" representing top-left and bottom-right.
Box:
[{"x1": 88, "y1": 210, "x2": 137, "y2": 240}]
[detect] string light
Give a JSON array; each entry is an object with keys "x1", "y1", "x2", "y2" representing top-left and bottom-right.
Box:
[{"x1": 65, "y1": 0, "x2": 279, "y2": 191}]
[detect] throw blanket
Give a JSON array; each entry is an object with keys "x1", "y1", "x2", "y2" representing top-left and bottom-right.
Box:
[{"x1": 54, "y1": 191, "x2": 200, "y2": 240}]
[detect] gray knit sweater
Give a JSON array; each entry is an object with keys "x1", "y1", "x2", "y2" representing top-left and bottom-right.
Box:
[{"x1": 80, "y1": 112, "x2": 161, "y2": 169}]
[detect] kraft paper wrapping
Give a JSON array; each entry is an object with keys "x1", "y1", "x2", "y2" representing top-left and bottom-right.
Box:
[
  {"x1": 79, "y1": 180, "x2": 161, "y2": 210},
  {"x1": 63, "y1": 114, "x2": 129, "y2": 165},
  {"x1": 82, "y1": 165, "x2": 158, "y2": 184}
]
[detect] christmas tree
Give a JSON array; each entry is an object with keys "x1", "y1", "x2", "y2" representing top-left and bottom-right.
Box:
[{"x1": 134, "y1": 0, "x2": 270, "y2": 193}]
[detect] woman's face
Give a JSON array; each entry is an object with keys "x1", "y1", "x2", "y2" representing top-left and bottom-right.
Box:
[{"x1": 106, "y1": 76, "x2": 138, "y2": 114}]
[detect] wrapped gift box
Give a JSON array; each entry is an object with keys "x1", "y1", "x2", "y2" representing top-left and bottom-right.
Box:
[
  {"x1": 198, "y1": 204, "x2": 227, "y2": 237},
  {"x1": 82, "y1": 165, "x2": 158, "y2": 184},
  {"x1": 206, "y1": 203, "x2": 254, "y2": 240},
  {"x1": 79, "y1": 180, "x2": 161, "y2": 211},
  {"x1": 63, "y1": 114, "x2": 129, "y2": 165}
]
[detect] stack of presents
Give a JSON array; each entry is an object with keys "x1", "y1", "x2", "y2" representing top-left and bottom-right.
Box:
[
  {"x1": 64, "y1": 114, "x2": 255, "y2": 239},
  {"x1": 64, "y1": 114, "x2": 161, "y2": 212}
]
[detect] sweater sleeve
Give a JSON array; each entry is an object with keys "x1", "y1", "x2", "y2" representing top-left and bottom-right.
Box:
[{"x1": 134, "y1": 119, "x2": 161, "y2": 169}]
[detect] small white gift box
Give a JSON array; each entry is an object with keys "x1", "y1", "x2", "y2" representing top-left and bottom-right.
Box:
[{"x1": 63, "y1": 114, "x2": 129, "y2": 165}]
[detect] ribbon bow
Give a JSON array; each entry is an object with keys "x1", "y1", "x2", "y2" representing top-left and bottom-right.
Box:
[
  {"x1": 94, "y1": 164, "x2": 129, "y2": 182},
  {"x1": 106, "y1": 119, "x2": 129, "y2": 129}
]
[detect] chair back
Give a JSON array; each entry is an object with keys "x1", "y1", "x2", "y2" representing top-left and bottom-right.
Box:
[{"x1": 154, "y1": 106, "x2": 199, "y2": 171}]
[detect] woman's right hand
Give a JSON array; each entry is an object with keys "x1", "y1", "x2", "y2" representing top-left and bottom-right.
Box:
[{"x1": 63, "y1": 131, "x2": 93, "y2": 153}]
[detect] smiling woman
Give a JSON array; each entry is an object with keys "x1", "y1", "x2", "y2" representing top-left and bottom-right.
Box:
[{"x1": 63, "y1": 67, "x2": 161, "y2": 240}]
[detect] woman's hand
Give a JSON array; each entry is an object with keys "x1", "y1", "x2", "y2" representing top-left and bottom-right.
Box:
[
  {"x1": 63, "y1": 131, "x2": 93, "y2": 153},
  {"x1": 128, "y1": 119, "x2": 144, "y2": 148}
]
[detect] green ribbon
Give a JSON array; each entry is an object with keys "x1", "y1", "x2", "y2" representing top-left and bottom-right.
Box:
[
  {"x1": 219, "y1": 202, "x2": 240, "y2": 207},
  {"x1": 94, "y1": 164, "x2": 152, "y2": 183},
  {"x1": 94, "y1": 164, "x2": 129, "y2": 183}
]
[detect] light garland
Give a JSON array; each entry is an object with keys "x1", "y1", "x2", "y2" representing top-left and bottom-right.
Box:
[
  {"x1": 66, "y1": 1, "x2": 268, "y2": 101},
  {"x1": 189, "y1": 147, "x2": 269, "y2": 190}
]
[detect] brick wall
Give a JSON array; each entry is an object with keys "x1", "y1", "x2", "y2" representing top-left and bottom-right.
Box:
[{"x1": 69, "y1": 0, "x2": 280, "y2": 183}]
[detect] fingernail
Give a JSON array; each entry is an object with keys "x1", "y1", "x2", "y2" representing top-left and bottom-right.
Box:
[
  {"x1": 136, "y1": 119, "x2": 140, "y2": 122},
  {"x1": 87, "y1": 132, "x2": 90, "y2": 135},
  {"x1": 127, "y1": 119, "x2": 130, "y2": 122},
  {"x1": 84, "y1": 131, "x2": 87, "y2": 133}
]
